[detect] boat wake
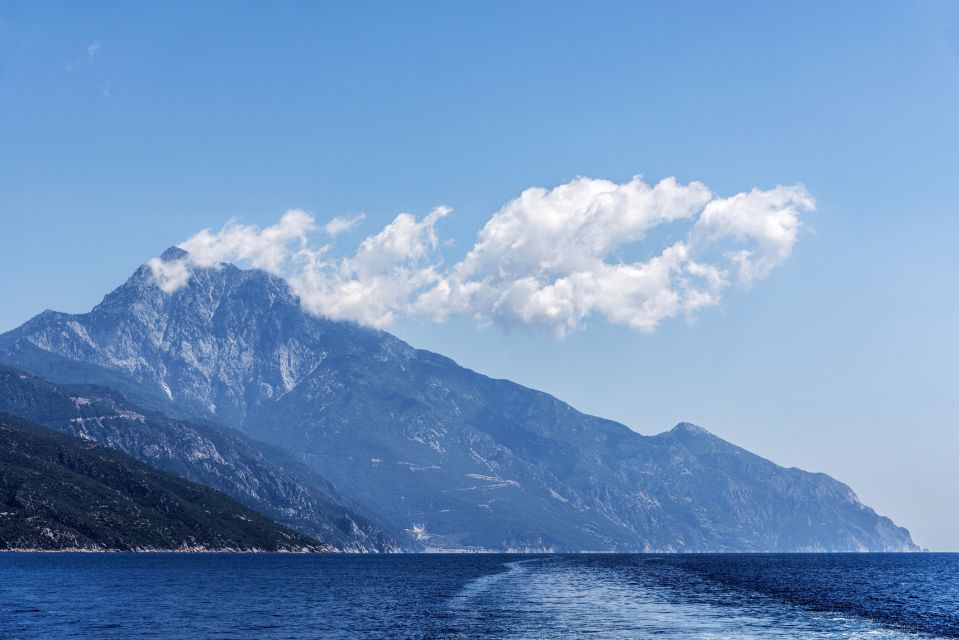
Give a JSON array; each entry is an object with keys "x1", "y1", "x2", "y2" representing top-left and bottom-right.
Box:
[{"x1": 445, "y1": 556, "x2": 949, "y2": 639}]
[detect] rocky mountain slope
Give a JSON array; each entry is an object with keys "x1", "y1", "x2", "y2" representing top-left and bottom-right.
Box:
[
  {"x1": 0, "y1": 365, "x2": 403, "y2": 551},
  {"x1": 0, "y1": 249, "x2": 919, "y2": 552},
  {"x1": 0, "y1": 412, "x2": 323, "y2": 552}
]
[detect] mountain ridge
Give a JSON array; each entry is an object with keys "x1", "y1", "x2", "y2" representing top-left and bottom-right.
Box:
[{"x1": 0, "y1": 249, "x2": 920, "y2": 552}]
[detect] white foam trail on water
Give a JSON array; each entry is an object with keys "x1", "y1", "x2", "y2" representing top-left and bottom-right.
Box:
[
  {"x1": 446, "y1": 558, "x2": 948, "y2": 640},
  {"x1": 450, "y1": 560, "x2": 533, "y2": 604}
]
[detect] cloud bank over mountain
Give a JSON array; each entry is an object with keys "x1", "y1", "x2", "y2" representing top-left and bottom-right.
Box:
[{"x1": 148, "y1": 176, "x2": 814, "y2": 336}]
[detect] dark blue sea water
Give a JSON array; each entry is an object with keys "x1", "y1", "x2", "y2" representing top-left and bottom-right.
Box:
[{"x1": 1, "y1": 553, "x2": 956, "y2": 639}]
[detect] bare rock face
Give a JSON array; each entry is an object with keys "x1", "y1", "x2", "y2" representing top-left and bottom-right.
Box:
[{"x1": 0, "y1": 249, "x2": 920, "y2": 552}]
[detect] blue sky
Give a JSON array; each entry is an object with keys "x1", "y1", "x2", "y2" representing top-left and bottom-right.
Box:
[{"x1": 1, "y1": 1, "x2": 957, "y2": 549}]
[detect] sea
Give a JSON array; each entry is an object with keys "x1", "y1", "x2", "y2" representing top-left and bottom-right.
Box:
[{"x1": 1, "y1": 553, "x2": 956, "y2": 639}]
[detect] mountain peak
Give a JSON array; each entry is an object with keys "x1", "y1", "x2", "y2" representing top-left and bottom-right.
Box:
[
  {"x1": 670, "y1": 422, "x2": 712, "y2": 436},
  {"x1": 159, "y1": 246, "x2": 189, "y2": 262}
]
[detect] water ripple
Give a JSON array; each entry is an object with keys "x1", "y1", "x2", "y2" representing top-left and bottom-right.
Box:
[{"x1": 0, "y1": 553, "x2": 955, "y2": 639}]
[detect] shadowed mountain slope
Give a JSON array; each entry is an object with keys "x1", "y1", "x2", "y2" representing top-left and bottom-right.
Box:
[
  {"x1": 0, "y1": 365, "x2": 404, "y2": 551},
  {"x1": 0, "y1": 412, "x2": 323, "y2": 552}
]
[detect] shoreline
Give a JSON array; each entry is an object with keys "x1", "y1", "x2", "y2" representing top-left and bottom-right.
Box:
[
  {"x1": 0, "y1": 546, "x2": 325, "y2": 554},
  {"x1": 0, "y1": 548, "x2": 940, "y2": 555}
]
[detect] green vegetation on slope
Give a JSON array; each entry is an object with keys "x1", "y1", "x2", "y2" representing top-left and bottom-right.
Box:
[{"x1": 0, "y1": 413, "x2": 325, "y2": 551}]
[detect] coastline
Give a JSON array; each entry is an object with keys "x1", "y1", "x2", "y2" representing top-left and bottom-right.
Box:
[{"x1": 0, "y1": 546, "x2": 325, "y2": 553}]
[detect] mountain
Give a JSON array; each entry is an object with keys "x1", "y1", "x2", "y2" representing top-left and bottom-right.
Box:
[
  {"x1": 0, "y1": 365, "x2": 403, "y2": 551},
  {"x1": 0, "y1": 412, "x2": 323, "y2": 551},
  {"x1": 0, "y1": 249, "x2": 919, "y2": 552}
]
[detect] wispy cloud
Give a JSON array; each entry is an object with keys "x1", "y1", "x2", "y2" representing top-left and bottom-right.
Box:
[
  {"x1": 148, "y1": 176, "x2": 815, "y2": 336},
  {"x1": 65, "y1": 40, "x2": 103, "y2": 72},
  {"x1": 324, "y1": 213, "x2": 366, "y2": 237}
]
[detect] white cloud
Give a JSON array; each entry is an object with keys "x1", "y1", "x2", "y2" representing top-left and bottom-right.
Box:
[
  {"x1": 417, "y1": 176, "x2": 720, "y2": 336},
  {"x1": 147, "y1": 176, "x2": 814, "y2": 336},
  {"x1": 178, "y1": 209, "x2": 316, "y2": 272},
  {"x1": 87, "y1": 41, "x2": 102, "y2": 59},
  {"x1": 292, "y1": 207, "x2": 449, "y2": 327},
  {"x1": 691, "y1": 185, "x2": 814, "y2": 285},
  {"x1": 323, "y1": 213, "x2": 365, "y2": 237},
  {"x1": 146, "y1": 256, "x2": 192, "y2": 294}
]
